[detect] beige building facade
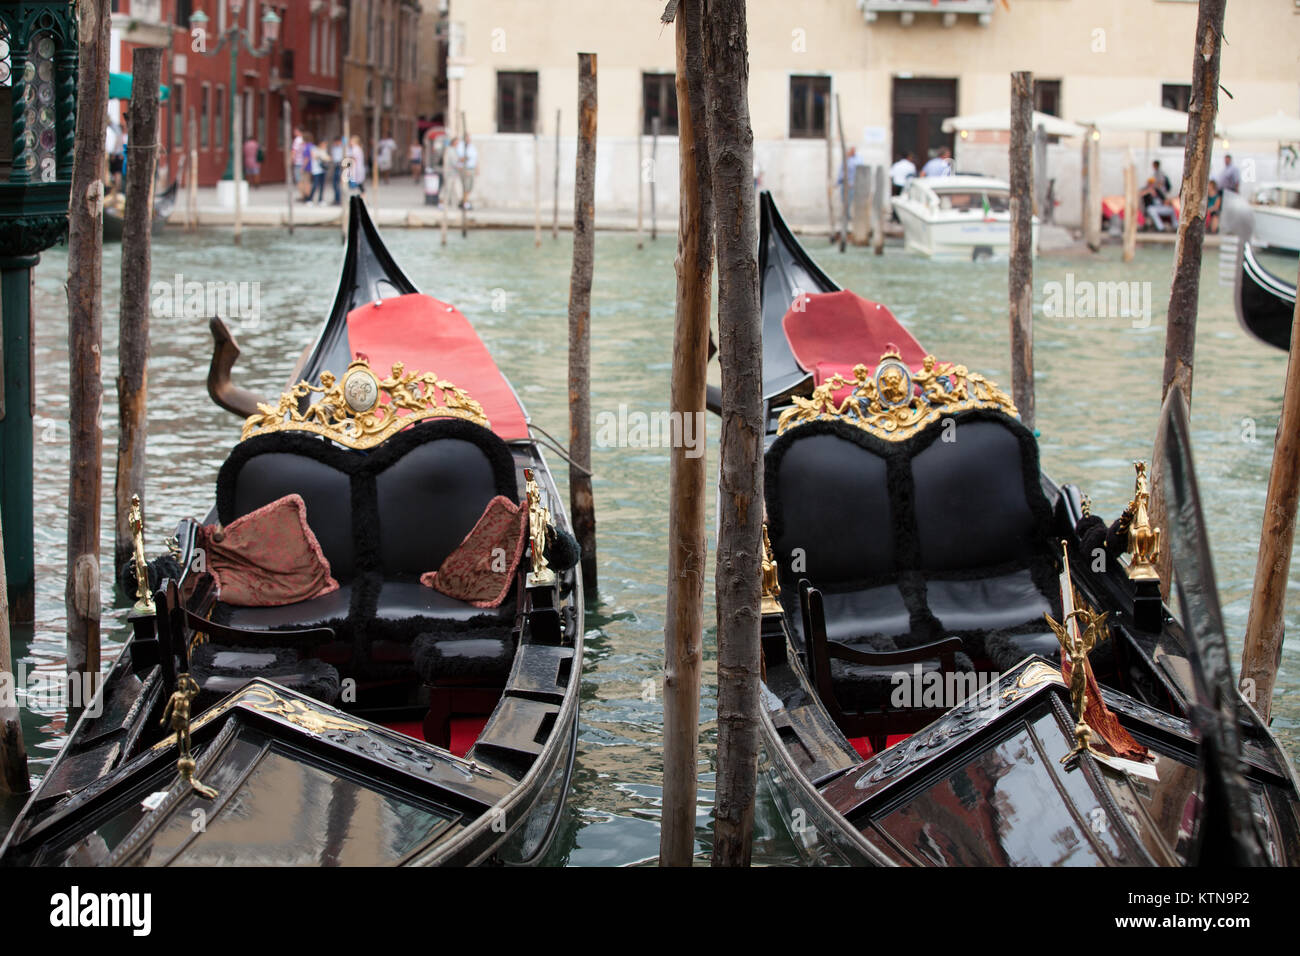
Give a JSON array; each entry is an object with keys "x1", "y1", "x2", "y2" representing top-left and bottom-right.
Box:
[{"x1": 448, "y1": 0, "x2": 1300, "y2": 225}]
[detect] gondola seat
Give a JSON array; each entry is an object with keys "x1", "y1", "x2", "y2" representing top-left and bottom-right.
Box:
[
  {"x1": 766, "y1": 410, "x2": 1062, "y2": 679},
  {"x1": 412, "y1": 626, "x2": 517, "y2": 749},
  {"x1": 210, "y1": 418, "x2": 522, "y2": 673}
]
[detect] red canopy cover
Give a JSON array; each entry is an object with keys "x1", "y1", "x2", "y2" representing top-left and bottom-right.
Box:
[
  {"x1": 782, "y1": 290, "x2": 928, "y2": 391},
  {"x1": 346, "y1": 293, "x2": 530, "y2": 441}
]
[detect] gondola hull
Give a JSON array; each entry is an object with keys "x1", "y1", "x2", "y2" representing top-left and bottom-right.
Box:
[
  {"x1": 1, "y1": 197, "x2": 582, "y2": 867},
  {"x1": 1235, "y1": 242, "x2": 1295, "y2": 351},
  {"x1": 751, "y1": 190, "x2": 1300, "y2": 866}
]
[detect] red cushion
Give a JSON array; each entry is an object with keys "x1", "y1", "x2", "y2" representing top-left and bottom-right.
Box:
[
  {"x1": 421, "y1": 495, "x2": 528, "y2": 608},
  {"x1": 782, "y1": 290, "x2": 928, "y2": 390},
  {"x1": 202, "y1": 494, "x2": 340, "y2": 607}
]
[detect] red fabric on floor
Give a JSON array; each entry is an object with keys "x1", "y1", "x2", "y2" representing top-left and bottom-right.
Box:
[
  {"x1": 782, "y1": 290, "x2": 928, "y2": 396},
  {"x1": 380, "y1": 716, "x2": 489, "y2": 759},
  {"x1": 847, "y1": 733, "x2": 912, "y2": 761},
  {"x1": 346, "y1": 293, "x2": 530, "y2": 441}
]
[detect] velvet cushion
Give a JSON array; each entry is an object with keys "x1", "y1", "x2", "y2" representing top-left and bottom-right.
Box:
[
  {"x1": 200, "y1": 494, "x2": 339, "y2": 607},
  {"x1": 421, "y1": 495, "x2": 528, "y2": 607}
]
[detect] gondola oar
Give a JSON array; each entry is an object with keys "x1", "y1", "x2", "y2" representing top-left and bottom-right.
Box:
[{"x1": 1156, "y1": 391, "x2": 1269, "y2": 866}]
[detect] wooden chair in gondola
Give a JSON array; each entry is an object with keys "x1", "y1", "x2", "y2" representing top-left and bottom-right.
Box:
[{"x1": 797, "y1": 579, "x2": 967, "y2": 755}]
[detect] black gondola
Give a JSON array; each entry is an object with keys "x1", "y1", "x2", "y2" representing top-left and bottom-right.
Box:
[
  {"x1": 1, "y1": 197, "x2": 583, "y2": 867},
  {"x1": 1234, "y1": 241, "x2": 1295, "y2": 352},
  {"x1": 103, "y1": 181, "x2": 178, "y2": 243},
  {"x1": 752, "y1": 191, "x2": 1300, "y2": 866}
]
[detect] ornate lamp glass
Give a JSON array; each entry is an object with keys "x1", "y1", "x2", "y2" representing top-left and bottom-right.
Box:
[{"x1": 0, "y1": 0, "x2": 77, "y2": 256}]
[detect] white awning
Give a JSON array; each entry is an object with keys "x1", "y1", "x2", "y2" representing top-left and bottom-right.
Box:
[
  {"x1": 1222, "y1": 111, "x2": 1300, "y2": 144},
  {"x1": 941, "y1": 108, "x2": 1086, "y2": 138}
]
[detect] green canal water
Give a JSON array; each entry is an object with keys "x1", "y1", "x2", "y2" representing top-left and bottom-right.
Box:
[{"x1": 8, "y1": 224, "x2": 1299, "y2": 865}]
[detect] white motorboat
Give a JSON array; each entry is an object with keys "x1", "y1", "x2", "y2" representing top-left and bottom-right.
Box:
[
  {"x1": 892, "y1": 175, "x2": 1038, "y2": 258},
  {"x1": 1247, "y1": 181, "x2": 1300, "y2": 252}
]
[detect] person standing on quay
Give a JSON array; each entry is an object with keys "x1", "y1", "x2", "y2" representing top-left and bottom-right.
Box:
[
  {"x1": 378, "y1": 131, "x2": 397, "y2": 185},
  {"x1": 243, "y1": 135, "x2": 261, "y2": 187},
  {"x1": 330, "y1": 136, "x2": 345, "y2": 205},
  {"x1": 349, "y1": 135, "x2": 367, "y2": 194}
]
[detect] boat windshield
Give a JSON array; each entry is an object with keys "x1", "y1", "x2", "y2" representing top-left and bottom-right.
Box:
[{"x1": 935, "y1": 189, "x2": 1010, "y2": 213}]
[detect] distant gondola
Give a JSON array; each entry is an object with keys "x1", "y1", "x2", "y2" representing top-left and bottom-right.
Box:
[
  {"x1": 103, "y1": 180, "x2": 178, "y2": 243},
  {"x1": 1234, "y1": 241, "x2": 1295, "y2": 352},
  {"x1": 751, "y1": 190, "x2": 1300, "y2": 866},
  {"x1": 1, "y1": 197, "x2": 583, "y2": 867}
]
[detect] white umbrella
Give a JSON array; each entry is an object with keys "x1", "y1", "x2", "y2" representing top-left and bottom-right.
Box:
[
  {"x1": 1080, "y1": 102, "x2": 1203, "y2": 134},
  {"x1": 1080, "y1": 102, "x2": 1220, "y2": 173},
  {"x1": 1222, "y1": 111, "x2": 1300, "y2": 144},
  {"x1": 941, "y1": 108, "x2": 1087, "y2": 139}
]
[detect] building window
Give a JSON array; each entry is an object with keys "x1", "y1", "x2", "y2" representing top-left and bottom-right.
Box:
[
  {"x1": 173, "y1": 82, "x2": 185, "y2": 150},
  {"x1": 201, "y1": 84, "x2": 210, "y2": 148},
  {"x1": 175, "y1": 0, "x2": 192, "y2": 26},
  {"x1": 642, "y1": 73, "x2": 678, "y2": 136},
  {"x1": 789, "y1": 75, "x2": 831, "y2": 139},
  {"x1": 310, "y1": 16, "x2": 318, "y2": 73},
  {"x1": 1161, "y1": 83, "x2": 1191, "y2": 148},
  {"x1": 496, "y1": 71, "x2": 538, "y2": 134},
  {"x1": 259, "y1": 91, "x2": 268, "y2": 147},
  {"x1": 1034, "y1": 79, "x2": 1061, "y2": 117}
]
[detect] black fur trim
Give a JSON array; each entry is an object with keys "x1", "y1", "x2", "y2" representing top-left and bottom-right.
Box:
[
  {"x1": 120, "y1": 553, "x2": 184, "y2": 598},
  {"x1": 545, "y1": 526, "x2": 582, "y2": 572}
]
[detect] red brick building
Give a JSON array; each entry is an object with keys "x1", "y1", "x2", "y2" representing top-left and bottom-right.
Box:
[{"x1": 117, "y1": 0, "x2": 346, "y2": 186}]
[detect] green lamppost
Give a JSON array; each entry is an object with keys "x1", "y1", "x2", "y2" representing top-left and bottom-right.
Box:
[
  {"x1": 189, "y1": 1, "x2": 281, "y2": 182},
  {"x1": 0, "y1": 1, "x2": 77, "y2": 623}
]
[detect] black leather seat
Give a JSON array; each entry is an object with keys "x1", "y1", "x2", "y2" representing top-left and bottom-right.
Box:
[
  {"x1": 765, "y1": 409, "x2": 1061, "y2": 678},
  {"x1": 189, "y1": 643, "x2": 341, "y2": 709},
  {"x1": 211, "y1": 419, "x2": 521, "y2": 671}
]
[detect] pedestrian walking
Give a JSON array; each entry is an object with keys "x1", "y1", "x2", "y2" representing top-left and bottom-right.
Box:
[
  {"x1": 456, "y1": 134, "x2": 478, "y2": 210},
  {"x1": 349, "y1": 135, "x2": 367, "y2": 194},
  {"x1": 378, "y1": 132, "x2": 397, "y2": 185},
  {"x1": 243, "y1": 136, "x2": 262, "y2": 187}
]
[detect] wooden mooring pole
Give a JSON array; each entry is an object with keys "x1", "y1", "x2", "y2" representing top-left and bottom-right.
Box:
[
  {"x1": 187, "y1": 107, "x2": 199, "y2": 231},
  {"x1": 232, "y1": 102, "x2": 243, "y2": 246},
  {"x1": 825, "y1": 118, "x2": 835, "y2": 244},
  {"x1": 284, "y1": 100, "x2": 294, "y2": 236},
  {"x1": 636, "y1": 105, "x2": 645, "y2": 250},
  {"x1": 1082, "y1": 126, "x2": 1101, "y2": 252},
  {"x1": 1123, "y1": 156, "x2": 1138, "y2": 263},
  {"x1": 0, "y1": 511, "x2": 29, "y2": 795},
  {"x1": 1008, "y1": 71, "x2": 1036, "y2": 433},
  {"x1": 835, "y1": 93, "x2": 848, "y2": 254},
  {"x1": 569, "y1": 53, "x2": 599, "y2": 592},
  {"x1": 873, "y1": 164, "x2": 887, "y2": 256},
  {"x1": 115, "y1": 45, "x2": 162, "y2": 580},
  {"x1": 704, "y1": 0, "x2": 763, "y2": 867},
  {"x1": 650, "y1": 116, "x2": 660, "y2": 242},
  {"x1": 660, "y1": 0, "x2": 712, "y2": 868},
  {"x1": 534, "y1": 117, "x2": 543, "y2": 248},
  {"x1": 1151, "y1": 0, "x2": 1228, "y2": 596},
  {"x1": 459, "y1": 111, "x2": 469, "y2": 239},
  {"x1": 1240, "y1": 267, "x2": 1300, "y2": 723},
  {"x1": 552, "y1": 108, "x2": 561, "y2": 240},
  {"x1": 65, "y1": 0, "x2": 112, "y2": 695},
  {"x1": 851, "y1": 164, "x2": 870, "y2": 246}
]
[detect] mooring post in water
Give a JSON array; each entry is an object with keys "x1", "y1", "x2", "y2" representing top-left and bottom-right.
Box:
[
  {"x1": 232, "y1": 101, "x2": 243, "y2": 246},
  {"x1": 705, "y1": 0, "x2": 763, "y2": 868},
  {"x1": 1082, "y1": 126, "x2": 1101, "y2": 252},
  {"x1": 825, "y1": 107, "x2": 836, "y2": 244},
  {"x1": 441, "y1": 116, "x2": 451, "y2": 247},
  {"x1": 1123, "y1": 156, "x2": 1138, "y2": 263},
  {"x1": 1151, "y1": 0, "x2": 1227, "y2": 596},
  {"x1": 660, "y1": 0, "x2": 711, "y2": 869},
  {"x1": 636, "y1": 104, "x2": 645, "y2": 250},
  {"x1": 873, "y1": 164, "x2": 887, "y2": 256},
  {"x1": 1241, "y1": 268, "x2": 1300, "y2": 723},
  {"x1": 534, "y1": 116, "x2": 543, "y2": 248},
  {"x1": 1009, "y1": 71, "x2": 1036, "y2": 433},
  {"x1": 552, "y1": 108, "x2": 561, "y2": 240},
  {"x1": 115, "y1": 45, "x2": 162, "y2": 581},
  {"x1": 0, "y1": 512, "x2": 30, "y2": 795},
  {"x1": 459, "y1": 110, "x2": 469, "y2": 239},
  {"x1": 650, "y1": 116, "x2": 659, "y2": 242},
  {"x1": 66, "y1": 0, "x2": 112, "y2": 692},
  {"x1": 188, "y1": 106, "x2": 199, "y2": 232},
  {"x1": 835, "y1": 93, "x2": 849, "y2": 254},
  {"x1": 851, "y1": 164, "x2": 871, "y2": 246},
  {"x1": 569, "y1": 53, "x2": 599, "y2": 592},
  {"x1": 284, "y1": 100, "x2": 294, "y2": 236}
]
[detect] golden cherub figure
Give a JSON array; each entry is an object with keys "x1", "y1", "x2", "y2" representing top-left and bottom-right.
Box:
[
  {"x1": 1125, "y1": 461, "x2": 1161, "y2": 581},
  {"x1": 1044, "y1": 608, "x2": 1110, "y2": 764},
  {"x1": 128, "y1": 494, "x2": 155, "y2": 614},
  {"x1": 525, "y1": 468, "x2": 555, "y2": 586},
  {"x1": 761, "y1": 524, "x2": 782, "y2": 614},
  {"x1": 160, "y1": 674, "x2": 218, "y2": 799}
]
